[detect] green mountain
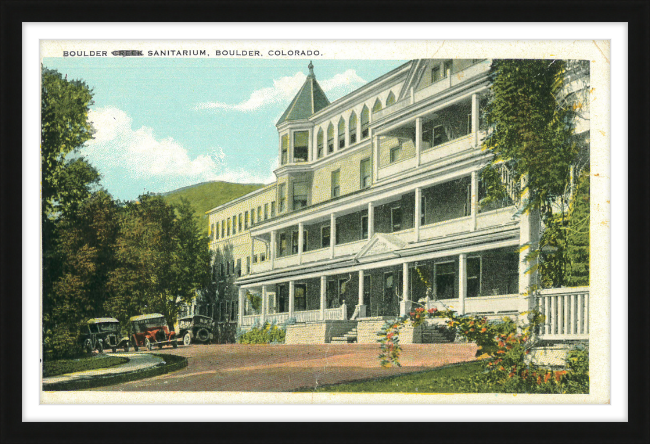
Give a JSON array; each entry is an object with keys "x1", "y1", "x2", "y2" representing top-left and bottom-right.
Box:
[{"x1": 161, "y1": 181, "x2": 265, "y2": 237}]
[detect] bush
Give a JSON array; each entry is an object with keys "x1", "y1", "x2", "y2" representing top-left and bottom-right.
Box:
[{"x1": 238, "y1": 322, "x2": 286, "y2": 344}]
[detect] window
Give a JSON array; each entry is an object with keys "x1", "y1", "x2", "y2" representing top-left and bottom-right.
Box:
[
  {"x1": 246, "y1": 256, "x2": 250, "y2": 274},
  {"x1": 250, "y1": 208, "x2": 255, "y2": 226},
  {"x1": 264, "y1": 203, "x2": 269, "y2": 220},
  {"x1": 291, "y1": 231, "x2": 299, "y2": 254},
  {"x1": 236, "y1": 258, "x2": 241, "y2": 277},
  {"x1": 338, "y1": 118, "x2": 345, "y2": 149},
  {"x1": 260, "y1": 252, "x2": 265, "y2": 262},
  {"x1": 257, "y1": 206, "x2": 262, "y2": 223},
  {"x1": 295, "y1": 284, "x2": 307, "y2": 311},
  {"x1": 372, "y1": 99, "x2": 382, "y2": 115},
  {"x1": 226, "y1": 261, "x2": 230, "y2": 275},
  {"x1": 211, "y1": 224, "x2": 215, "y2": 241},
  {"x1": 244, "y1": 211, "x2": 248, "y2": 229},
  {"x1": 421, "y1": 195, "x2": 426, "y2": 226},
  {"x1": 444, "y1": 60, "x2": 452, "y2": 77},
  {"x1": 386, "y1": 91, "x2": 396, "y2": 107},
  {"x1": 331, "y1": 169, "x2": 340, "y2": 198},
  {"x1": 433, "y1": 124, "x2": 447, "y2": 146},
  {"x1": 361, "y1": 106, "x2": 370, "y2": 139},
  {"x1": 435, "y1": 261, "x2": 456, "y2": 299},
  {"x1": 390, "y1": 145, "x2": 401, "y2": 163},
  {"x1": 271, "y1": 201, "x2": 276, "y2": 217},
  {"x1": 293, "y1": 131, "x2": 309, "y2": 162},
  {"x1": 221, "y1": 220, "x2": 225, "y2": 238},
  {"x1": 327, "y1": 124, "x2": 334, "y2": 154},
  {"x1": 279, "y1": 233, "x2": 287, "y2": 256},
  {"x1": 361, "y1": 213, "x2": 369, "y2": 239},
  {"x1": 220, "y1": 263, "x2": 225, "y2": 276},
  {"x1": 321, "y1": 226, "x2": 330, "y2": 248},
  {"x1": 279, "y1": 184, "x2": 286, "y2": 212},
  {"x1": 238, "y1": 214, "x2": 242, "y2": 232},
  {"x1": 216, "y1": 222, "x2": 220, "y2": 240},
  {"x1": 432, "y1": 65, "x2": 442, "y2": 83},
  {"x1": 391, "y1": 207, "x2": 402, "y2": 232},
  {"x1": 349, "y1": 112, "x2": 357, "y2": 145},
  {"x1": 253, "y1": 255, "x2": 258, "y2": 264},
  {"x1": 360, "y1": 158, "x2": 372, "y2": 188},
  {"x1": 467, "y1": 113, "x2": 472, "y2": 135},
  {"x1": 467, "y1": 257, "x2": 481, "y2": 297},
  {"x1": 227, "y1": 219, "x2": 231, "y2": 236},
  {"x1": 293, "y1": 182, "x2": 309, "y2": 210},
  {"x1": 232, "y1": 215, "x2": 237, "y2": 235},
  {"x1": 317, "y1": 129, "x2": 324, "y2": 158},
  {"x1": 281, "y1": 134, "x2": 289, "y2": 165}
]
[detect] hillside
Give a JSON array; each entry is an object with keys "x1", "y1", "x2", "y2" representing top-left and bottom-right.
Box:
[{"x1": 161, "y1": 181, "x2": 265, "y2": 237}]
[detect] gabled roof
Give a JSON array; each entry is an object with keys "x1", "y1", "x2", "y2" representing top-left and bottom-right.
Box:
[{"x1": 277, "y1": 62, "x2": 330, "y2": 126}]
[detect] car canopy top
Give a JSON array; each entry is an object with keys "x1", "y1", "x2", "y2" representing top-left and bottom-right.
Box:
[
  {"x1": 87, "y1": 317, "x2": 119, "y2": 324},
  {"x1": 178, "y1": 315, "x2": 213, "y2": 321},
  {"x1": 129, "y1": 313, "x2": 165, "y2": 322}
]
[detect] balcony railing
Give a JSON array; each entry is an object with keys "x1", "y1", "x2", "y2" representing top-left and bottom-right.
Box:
[
  {"x1": 240, "y1": 305, "x2": 347, "y2": 327},
  {"x1": 420, "y1": 134, "x2": 474, "y2": 165},
  {"x1": 537, "y1": 287, "x2": 589, "y2": 340}
]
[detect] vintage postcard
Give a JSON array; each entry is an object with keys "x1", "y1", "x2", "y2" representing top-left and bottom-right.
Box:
[{"x1": 37, "y1": 37, "x2": 610, "y2": 410}]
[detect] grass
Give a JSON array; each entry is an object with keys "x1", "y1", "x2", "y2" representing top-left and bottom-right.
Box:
[
  {"x1": 43, "y1": 354, "x2": 188, "y2": 391},
  {"x1": 43, "y1": 355, "x2": 129, "y2": 377},
  {"x1": 161, "y1": 181, "x2": 264, "y2": 237},
  {"x1": 298, "y1": 361, "x2": 490, "y2": 393}
]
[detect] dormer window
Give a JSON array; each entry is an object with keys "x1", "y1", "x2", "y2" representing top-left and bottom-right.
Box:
[
  {"x1": 361, "y1": 106, "x2": 370, "y2": 139},
  {"x1": 293, "y1": 131, "x2": 309, "y2": 162},
  {"x1": 317, "y1": 129, "x2": 324, "y2": 158},
  {"x1": 338, "y1": 118, "x2": 345, "y2": 150},
  {"x1": 327, "y1": 124, "x2": 334, "y2": 154},
  {"x1": 386, "y1": 91, "x2": 396, "y2": 107},
  {"x1": 349, "y1": 112, "x2": 357, "y2": 145}
]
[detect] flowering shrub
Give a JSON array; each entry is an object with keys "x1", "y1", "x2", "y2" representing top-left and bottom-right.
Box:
[{"x1": 237, "y1": 322, "x2": 286, "y2": 344}]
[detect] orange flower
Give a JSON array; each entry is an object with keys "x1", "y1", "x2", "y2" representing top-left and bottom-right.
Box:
[
  {"x1": 554, "y1": 370, "x2": 567, "y2": 382},
  {"x1": 480, "y1": 327, "x2": 487, "y2": 333},
  {"x1": 544, "y1": 372, "x2": 551, "y2": 383},
  {"x1": 536, "y1": 376, "x2": 542, "y2": 385}
]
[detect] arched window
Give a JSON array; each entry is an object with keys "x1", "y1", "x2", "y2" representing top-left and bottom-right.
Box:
[
  {"x1": 386, "y1": 91, "x2": 396, "y2": 107},
  {"x1": 327, "y1": 123, "x2": 334, "y2": 154},
  {"x1": 281, "y1": 134, "x2": 289, "y2": 165},
  {"x1": 317, "y1": 128, "x2": 324, "y2": 158},
  {"x1": 349, "y1": 112, "x2": 357, "y2": 145},
  {"x1": 372, "y1": 98, "x2": 382, "y2": 115},
  {"x1": 338, "y1": 118, "x2": 346, "y2": 149},
  {"x1": 361, "y1": 105, "x2": 370, "y2": 139}
]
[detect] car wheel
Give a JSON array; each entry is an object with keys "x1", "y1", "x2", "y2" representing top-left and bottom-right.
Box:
[
  {"x1": 197, "y1": 328, "x2": 209, "y2": 342},
  {"x1": 85, "y1": 340, "x2": 93, "y2": 355},
  {"x1": 183, "y1": 332, "x2": 191, "y2": 346},
  {"x1": 124, "y1": 344, "x2": 129, "y2": 352},
  {"x1": 132, "y1": 337, "x2": 139, "y2": 352},
  {"x1": 97, "y1": 341, "x2": 103, "y2": 353},
  {"x1": 112, "y1": 347, "x2": 117, "y2": 353},
  {"x1": 172, "y1": 339, "x2": 178, "y2": 348},
  {"x1": 145, "y1": 338, "x2": 153, "y2": 351}
]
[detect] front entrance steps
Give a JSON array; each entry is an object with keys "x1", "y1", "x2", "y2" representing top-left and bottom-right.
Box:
[{"x1": 330, "y1": 326, "x2": 358, "y2": 344}]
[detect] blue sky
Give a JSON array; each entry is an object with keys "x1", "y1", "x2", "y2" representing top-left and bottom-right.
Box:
[{"x1": 42, "y1": 58, "x2": 407, "y2": 201}]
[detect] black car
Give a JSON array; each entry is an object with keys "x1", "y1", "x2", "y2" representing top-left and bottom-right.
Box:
[
  {"x1": 177, "y1": 315, "x2": 215, "y2": 345},
  {"x1": 81, "y1": 318, "x2": 129, "y2": 353}
]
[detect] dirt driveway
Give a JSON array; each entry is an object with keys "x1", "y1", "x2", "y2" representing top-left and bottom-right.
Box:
[{"x1": 94, "y1": 343, "x2": 478, "y2": 392}]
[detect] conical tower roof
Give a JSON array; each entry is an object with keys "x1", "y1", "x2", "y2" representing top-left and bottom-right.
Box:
[{"x1": 277, "y1": 62, "x2": 330, "y2": 126}]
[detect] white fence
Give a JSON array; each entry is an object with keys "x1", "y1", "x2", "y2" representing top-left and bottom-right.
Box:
[
  {"x1": 537, "y1": 287, "x2": 589, "y2": 340},
  {"x1": 240, "y1": 304, "x2": 347, "y2": 327}
]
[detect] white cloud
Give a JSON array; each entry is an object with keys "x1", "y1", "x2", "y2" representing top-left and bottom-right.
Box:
[
  {"x1": 196, "y1": 69, "x2": 366, "y2": 112},
  {"x1": 83, "y1": 107, "x2": 276, "y2": 196}
]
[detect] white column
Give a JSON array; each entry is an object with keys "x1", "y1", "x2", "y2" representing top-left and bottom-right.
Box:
[
  {"x1": 261, "y1": 285, "x2": 268, "y2": 324},
  {"x1": 414, "y1": 187, "x2": 422, "y2": 242},
  {"x1": 458, "y1": 254, "x2": 467, "y2": 315},
  {"x1": 357, "y1": 270, "x2": 366, "y2": 318},
  {"x1": 470, "y1": 171, "x2": 478, "y2": 232},
  {"x1": 320, "y1": 275, "x2": 327, "y2": 320},
  {"x1": 400, "y1": 262, "x2": 412, "y2": 316},
  {"x1": 270, "y1": 230, "x2": 276, "y2": 270},
  {"x1": 298, "y1": 222, "x2": 304, "y2": 265},
  {"x1": 288, "y1": 280, "x2": 295, "y2": 318},
  {"x1": 415, "y1": 117, "x2": 422, "y2": 166},
  {"x1": 367, "y1": 202, "x2": 374, "y2": 239},
  {"x1": 472, "y1": 93, "x2": 480, "y2": 147},
  {"x1": 330, "y1": 213, "x2": 336, "y2": 259},
  {"x1": 238, "y1": 288, "x2": 246, "y2": 328}
]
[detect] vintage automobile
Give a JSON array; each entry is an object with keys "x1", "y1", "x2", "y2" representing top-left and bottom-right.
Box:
[
  {"x1": 81, "y1": 318, "x2": 130, "y2": 353},
  {"x1": 129, "y1": 313, "x2": 178, "y2": 351},
  {"x1": 177, "y1": 315, "x2": 215, "y2": 346}
]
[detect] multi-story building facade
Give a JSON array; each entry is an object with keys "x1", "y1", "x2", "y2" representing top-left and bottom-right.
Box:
[{"x1": 207, "y1": 59, "x2": 590, "y2": 344}]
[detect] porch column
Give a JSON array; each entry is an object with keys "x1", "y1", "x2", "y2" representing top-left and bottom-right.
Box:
[
  {"x1": 367, "y1": 202, "x2": 375, "y2": 239},
  {"x1": 238, "y1": 287, "x2": 246, "y2": 328},
  {"x1": 414, "y1": 187, "x2": 422, "y2": 242},
  {"x1": 261, "y1": 285, "x2": 268, "y2": 324},
  {"x1": 472, "y1": 93, "x2": 480, "y2": 147},
  {"x1": 320, "y1": 275, "x2": 327, "y2": 320},
  {"x1": 415, "y1": 117, "x2": 422, "y2": 166},
  {"x1": 330, "y1": 213, "x2": 336, "y2": 259},
  {"x1": 297, "y1": 222, "x2": 304, "y2": 265},
  {"x1": 270, "y1": 230, "x2": 277, "y2": 270},
  {"x1": 357, "y1": 270, "x2": 367, "y2": 318},
  {"x1": 458, "y1": 253, "x2": 467, "y2": 315},
  {"x1": 400, "y1": 262, "x2": 412, "y2": 316},
  {"x1": 518, "y1": 174, "x2": 540, "y2": 319},
  {"x1": 288, "y1": 280, "x2": 295, "y2": 319},
  {"x1": 470, "y1": 170, "x2": 478, "y2": 232}
]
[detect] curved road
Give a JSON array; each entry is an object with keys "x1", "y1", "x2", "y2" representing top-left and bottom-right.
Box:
[{"x1": 93, "y1": 343, "x2": 477, "y2": 392}]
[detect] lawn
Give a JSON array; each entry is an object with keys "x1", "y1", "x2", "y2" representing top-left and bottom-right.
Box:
[
  {"x1": 300, "y1": 361, "x2": 489, "y2": 393},
  {"x1": 43, "y1": 355, "x2": 129, "y2": 377}
]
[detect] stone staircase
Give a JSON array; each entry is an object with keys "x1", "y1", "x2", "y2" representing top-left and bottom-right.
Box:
[{"x1": 330, "y1": 326, "x2": 358, "y2": 344}]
